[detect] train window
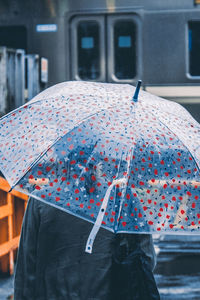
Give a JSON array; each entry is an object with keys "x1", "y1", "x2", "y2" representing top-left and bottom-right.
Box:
[
  {"x1": 188, "y1": 22, "x2": 200, "y2": 76},
  {"x1": 114, "y1": 20, "x2": 136, "y2": 79},
  {"x1": 0, "y1": 26, "x2": 27, "y2": 51},
  {"x1": 78, "y1": 21, "x2": 100, "y2": 80}
]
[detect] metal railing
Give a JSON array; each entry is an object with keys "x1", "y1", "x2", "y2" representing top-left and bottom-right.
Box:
[
  {"x1": 25, "y1": 54, "x2": 40, "y2": 101},
  {"x1": 0, "y1": 46, "x2": 47, "y2": 115},
  {"x1": 0, "y1": 176, "x2": 28, "y2": 274}
]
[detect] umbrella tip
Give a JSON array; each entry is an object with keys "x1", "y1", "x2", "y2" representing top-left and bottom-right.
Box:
[{"x1": 133, "y1": 80, "x2": 142, "y2": 103}]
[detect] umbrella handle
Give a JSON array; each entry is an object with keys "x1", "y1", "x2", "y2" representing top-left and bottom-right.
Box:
[{"x1": 85, "y1": 178, "x2": 127, "y2": 254}]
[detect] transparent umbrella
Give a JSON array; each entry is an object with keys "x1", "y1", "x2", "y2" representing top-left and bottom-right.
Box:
[{"x1": 0, "y1": 80, "x2": 200, "y2": 253}]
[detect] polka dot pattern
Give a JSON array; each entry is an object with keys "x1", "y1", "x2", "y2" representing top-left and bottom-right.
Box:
[{"x1": 0, "y1": 81, "x2": 200, "y2": 234}]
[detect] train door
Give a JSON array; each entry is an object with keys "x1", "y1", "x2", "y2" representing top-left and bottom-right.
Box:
[{"x1": 70, "y1": 14, "x2": 141, "y2": 83}]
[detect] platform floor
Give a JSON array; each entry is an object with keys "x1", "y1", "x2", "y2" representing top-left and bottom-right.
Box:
[{"x1": 1, "y1": 252, "x2": 200, "y2": 300}]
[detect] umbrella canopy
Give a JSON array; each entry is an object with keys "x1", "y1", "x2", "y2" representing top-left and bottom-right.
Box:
[{"x1": 0, "y1": 81, "x2": 200, "y2": 252}]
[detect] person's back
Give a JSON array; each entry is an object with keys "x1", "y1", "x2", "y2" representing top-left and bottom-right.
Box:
[{"x1": 14, "y1": 198, "x2": 160, "y2": 300}]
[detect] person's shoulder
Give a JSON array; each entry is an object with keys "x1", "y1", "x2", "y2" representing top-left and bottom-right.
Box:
[{"x1": 28, "y1": 197, "x2": 48, "y2": 211}]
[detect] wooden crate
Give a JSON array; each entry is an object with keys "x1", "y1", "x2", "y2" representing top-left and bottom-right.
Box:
[{"x1": 0, "y1": 176, "x2": 28, "y2": 274}]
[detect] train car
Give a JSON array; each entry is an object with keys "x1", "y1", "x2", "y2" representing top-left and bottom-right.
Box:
[{"x1": 0, "y1": 0, "x2": 199, "y2": 120}]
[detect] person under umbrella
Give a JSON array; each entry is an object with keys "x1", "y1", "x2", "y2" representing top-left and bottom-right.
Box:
[{"x1": 14, "y1": 149, "x2": 160, "y2": 300}]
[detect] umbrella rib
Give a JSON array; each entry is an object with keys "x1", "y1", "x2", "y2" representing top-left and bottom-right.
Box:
[
  {"x1": 142, "y1": 96, "x2": 200, "y2": 127},
  {"x1": 150, "y1": 110, "x2": 200, "y2": 175},
  {"x1": 113, "y1": 152, "x2": 123, "y2": 232},
  {"x1": 0, "y1": 97, "x2": 56, "y2": 123},
  {"x1": 15, "y1": 188, "x2": 115, "y2": 233},
  {"x1": 113, "y1": 149, "x2": 133, "y2": 232},
  {"x1": 9, "y1": 103, "x2": 123, "y2": 189}
]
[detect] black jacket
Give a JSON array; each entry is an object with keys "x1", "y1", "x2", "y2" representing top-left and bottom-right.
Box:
[{"x1": 14, "y1": 198, "x2": 160, "y2": 300}]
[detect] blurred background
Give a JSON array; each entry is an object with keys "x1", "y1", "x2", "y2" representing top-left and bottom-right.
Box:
[{"x1": 0, "y1": 0, "x2": 200, "y2": 299}]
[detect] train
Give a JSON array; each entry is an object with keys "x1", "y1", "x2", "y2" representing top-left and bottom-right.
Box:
[{"x1": 0, "y1": 0, "x2": 200, "y2": 122}]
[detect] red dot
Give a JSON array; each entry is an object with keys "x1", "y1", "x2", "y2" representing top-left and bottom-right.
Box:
[
  {"x1": 89, "y1": 187, "x2": 95, "y2": 193},
  {"x1": 192, "y1": 203, "x2": 196, "y2": 208},
  {"x1": 91, "y1": 175, "x2": 96, "y2": 181}
]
